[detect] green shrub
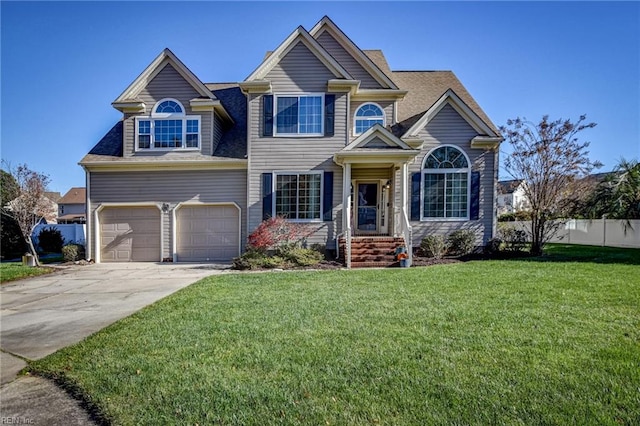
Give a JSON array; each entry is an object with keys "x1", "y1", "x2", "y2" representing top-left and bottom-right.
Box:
[
  {"x1": 420, "y1": 235, "x2": 447, "y2": 259},
  {"x1": 498, "y1": 226, "x2": 528, "y2": 252},
  {"x1": 233, "y1": 246, "x2": 324, "y2": 270},
  {"x1": 281, "y1": 247, "x2": 323, "y2": 267},
  {"x1": 232, "y1": 249, "x2": 286, "y2": 270},
  {"x1": 446, "y1": 229, "x2": 476, "y2": 256},
  {"x1": 484, "y1": 238, "x2": 503, "y2": 255},
  {"x1": 37, "y1": 227, "x2": 64, "y2": 253},
  {"x1": 62, "y1": 243, "x2": 86, "y2": 262}
]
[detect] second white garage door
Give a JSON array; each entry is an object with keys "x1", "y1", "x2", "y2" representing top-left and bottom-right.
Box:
[{"x1": 176, "y1": 205, "x2": 240, "y2": 262}]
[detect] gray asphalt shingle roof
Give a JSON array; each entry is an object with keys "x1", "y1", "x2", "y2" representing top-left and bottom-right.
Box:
[{"x1": 83, "y1": 48, "x2": 497, "y2": 165}]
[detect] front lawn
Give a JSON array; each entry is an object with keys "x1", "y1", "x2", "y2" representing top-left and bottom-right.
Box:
[
  {"x1": 0, "y1": 262, "x2": 54, "y2": 283},
  {"x1": 30, "y1": 245, "x2": 640, "y2": 425}
]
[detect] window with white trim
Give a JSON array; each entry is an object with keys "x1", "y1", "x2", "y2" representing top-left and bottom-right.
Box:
[
  {"x1": 275, "y1": 94, "x2": 323, "y2": 136},
  {"x1": 422, "y1": 146, "x2": 470, "y2": 219},
  {"x1": 135, "y1": 99, "x2": 200, "y2": 150},
  {"x1": 274, "y1": 172, "x2": 322, "y2": 220},
  {"x1": 354, "y1": 103, "x2": 385, "y2": 135}
]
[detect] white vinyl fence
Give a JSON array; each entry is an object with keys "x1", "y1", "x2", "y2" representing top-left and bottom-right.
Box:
[
  {"x1": 32, "y1": 223, "x2": 86, "y2": 247},
  {"x1": 501, "y1": 219, "x2": 640, "y2": 249}
]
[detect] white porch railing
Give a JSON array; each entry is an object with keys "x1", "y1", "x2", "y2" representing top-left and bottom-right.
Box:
[{"x1": 399, "y1": 209, "x2": 413, "y2": 266}]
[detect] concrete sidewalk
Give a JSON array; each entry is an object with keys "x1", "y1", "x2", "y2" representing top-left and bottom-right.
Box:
[{"x1": 1, "y1": 262, "x2": 228, "y2": 424}]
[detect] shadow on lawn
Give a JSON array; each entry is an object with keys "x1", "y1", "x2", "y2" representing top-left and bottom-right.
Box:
[{"x1": 493, "y1": 244, "x2": 640, "y2": 266}]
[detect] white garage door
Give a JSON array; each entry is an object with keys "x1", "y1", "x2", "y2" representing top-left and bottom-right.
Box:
[
  {"x1": 176, "y1": 205, "x2": 239, "y2": 262},
  {"x1": 99, "y1": 207, "x2": 161, "y2": 262}
]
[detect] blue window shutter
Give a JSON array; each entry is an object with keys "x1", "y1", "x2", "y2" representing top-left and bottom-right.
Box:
[
  {"x1": 411, "y1": 172, "x2": 421, "y2": 221},
  {"x1": 470, "y1": 171, "x2": 480, "y2": 220},
  {"x1": 323, "y1": 171, "x2": 334, "y2": 221},
  {"x1": 263, "y1": 95, "x2": 273, "y2": 137},
  {"x1": 325, "y1": 94, "x2": 335, "y2": 137},
  {"x1": 262, "y1": 173, "x2": 273, "y2": 220}
]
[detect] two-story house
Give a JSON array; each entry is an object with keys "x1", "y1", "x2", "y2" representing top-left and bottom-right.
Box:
[
  {"x1": 80, "y1": 16, "x2": 502, "y2": 266},
  {"x1": 57, "y1": 187, "x2": 87, "y2": 224},
  {"x1": 497, "y1": 179, "x2": 529, "y2": 216}
]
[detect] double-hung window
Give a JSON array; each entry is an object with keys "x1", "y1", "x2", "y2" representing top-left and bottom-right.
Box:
[
  {"x1": 274, "y1": 172, "x2": 322, "y2": 220},
  {"x1": 275, "y1": 94, "x2": 323, "y2": 136},
  {"x1": 422, "y1": 146, "x2": 470, "y2": 219},
  {"x1": 135, "y1": 99, "x2": 200, "y2": 150}
]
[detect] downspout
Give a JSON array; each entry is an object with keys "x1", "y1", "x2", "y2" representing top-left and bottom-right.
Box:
[{"x1": 84, "y1": 166, "x2": 92, "y2": 261}]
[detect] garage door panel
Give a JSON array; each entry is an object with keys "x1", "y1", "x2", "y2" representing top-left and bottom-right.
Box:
[
  {"x1": 177, "y1": 205, "x2": 239, "y2": 262},
  {"x1": 100, "y1": 207, "x2": 161, "y2": 262}
]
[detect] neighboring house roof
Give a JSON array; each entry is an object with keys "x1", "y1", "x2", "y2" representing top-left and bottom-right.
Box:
[
  {"x1": 498, "y1": 179, "x2": 525, "y2": 194},
  {"x1": 58, "y1": 213, "x2": 86, "y2": 221},
  {"x1": 59, "y1": 187, "x2": 86, "y2": 205},
  {"x1": 44, "y1": 191, "x2": 61, "y2": 203}
]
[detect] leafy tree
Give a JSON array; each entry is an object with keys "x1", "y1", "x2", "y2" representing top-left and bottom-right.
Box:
[
  {"x1": 582, "y1": 158, "x2": 640, "y2": 220},
  {"x1": 1, "y1": 163, "x2": 54, "y2": 265},
  {"x1": 500, "y1": 115, "x2": 601, "y2": 255},
  {"x1": 1, "y1": 169, "x2": 20, "y2": 207},
  {"x1": 0, "y1": 169, "x2": 27, "y2": 259}
]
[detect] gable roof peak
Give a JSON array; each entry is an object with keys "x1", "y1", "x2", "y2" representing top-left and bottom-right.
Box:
[
  {"x1": 309, "y1": 16, "x2": 398, "y2": 90},
  {"x1": 113, "y1": 48, "x2": 216, "y2": 106},
  {"x1": 244, "y1": 24, "x2": 352, "y2": 82}
]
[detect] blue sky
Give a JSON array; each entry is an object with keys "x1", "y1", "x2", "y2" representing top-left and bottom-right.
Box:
[{"x1": 2, "y1": 1, "x2": 639, "y2": 193}]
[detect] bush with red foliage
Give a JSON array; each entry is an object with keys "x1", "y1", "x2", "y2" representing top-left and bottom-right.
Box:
[{"x1": 247, "y1": 216, "x2": 314, "y2": 251}]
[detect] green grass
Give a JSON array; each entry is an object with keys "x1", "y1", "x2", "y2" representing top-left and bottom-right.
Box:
[
  {"x1": 0, "y1": 262, "x2": 54, "y2": 283},
  {"x1": 30, "y1": 245, "x2": 640, "y2": 425}
]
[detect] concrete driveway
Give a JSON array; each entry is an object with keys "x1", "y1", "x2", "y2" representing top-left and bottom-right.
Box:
[
  {"x1": 1, "y1": 261, "x2": 228, "y2": 425},
  {"x1": 1, "y1": 262, "x2": 228, "y2": 380}
]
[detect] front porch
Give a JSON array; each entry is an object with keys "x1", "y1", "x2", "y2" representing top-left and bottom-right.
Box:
[
  {"x1": 338, "y1": 236, "x2": 406, "y2": 268},
  {"x1": 333, "y1": 124, "x2": 420, "y2": 268}
]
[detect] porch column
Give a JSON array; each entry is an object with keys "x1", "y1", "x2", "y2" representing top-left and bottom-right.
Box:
[
  {"x1": 343, "y1": 163, "x2": 352, "y2": 268},
  {"x1": 400, "y1": 162, "x2": 408, "y2": 214},
  {"x1": 343, "y1": 162, "x2": 352, "y2": 232}
]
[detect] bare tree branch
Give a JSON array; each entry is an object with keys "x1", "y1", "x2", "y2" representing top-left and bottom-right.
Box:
[{"x1": 499, "y1": 115, "x2": 600, "y2": 255}]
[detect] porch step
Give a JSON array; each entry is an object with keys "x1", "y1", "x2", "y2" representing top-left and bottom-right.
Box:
[{"x1": 339, "y1": 237, "x2": 406, "y2": 268}]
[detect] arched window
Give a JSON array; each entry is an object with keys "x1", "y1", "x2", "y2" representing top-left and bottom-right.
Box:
[
  {"x1": 154, "y1": 99, "x2": 183, "y2": 114},
  {"x1": 421, "y1": 146, "x2": 470, "y2": 219},
  {"x1": 135, "y1": 99, "x2": 200, "y2": 150},
  {"x1": 354, "y1": 103, "x2": 385, "y2": 135}
]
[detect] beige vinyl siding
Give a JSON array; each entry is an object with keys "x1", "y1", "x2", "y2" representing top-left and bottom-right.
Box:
[
  {"x1": 247, "y1": 41, "x2": 349, "y2": 246},
  {"x1": 349, "y1": 101, "x2": 394, "y2": 140},
  {"x1": 88, "y1": 169, "x2": 247, "y2": 260},
  {"x1": 316, "y1": 31, "x2": 383, "y2": 89},
  {"x1": 265, "y1": 42, "x2": 337, "y2": 92},
  {"x1": 248, "y1": 92, "x2": 346, "y2": 247},
  {"x1": 123, "y1": 63, "x2": 213, "y2": 157},
  {"x1": 405, "y1": 103, "x2": 496, "y2": 246},
  {"x1": 352, "y1": 168, "x2": 393, "y2": 180}
]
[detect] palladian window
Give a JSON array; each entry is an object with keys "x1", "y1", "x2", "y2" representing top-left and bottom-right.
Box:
[
  {"x1": 135, "y1": 99, "x2": 200, "y2": 150},
  {"x1": 422, "y1": 146, "x2": 470, "y2": 219}
]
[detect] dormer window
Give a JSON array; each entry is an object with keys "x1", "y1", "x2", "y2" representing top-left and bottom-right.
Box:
[
  {"x1": 354, "y1": 103, "x2": 385, "y2": 135},
  {"x1": 135, "y1": 98, "x2": 200, "y2": 150}
]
